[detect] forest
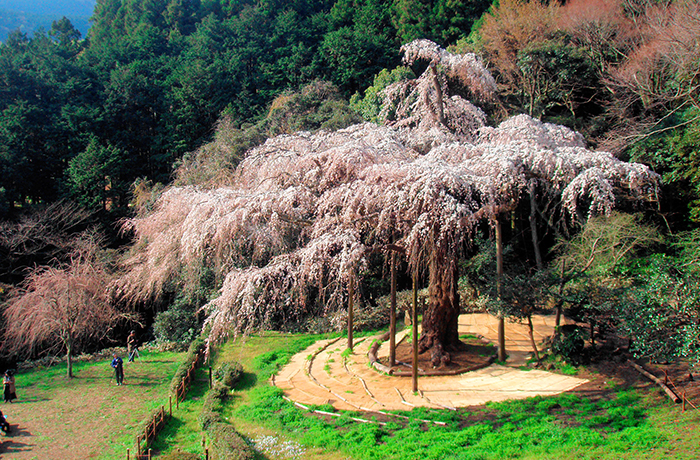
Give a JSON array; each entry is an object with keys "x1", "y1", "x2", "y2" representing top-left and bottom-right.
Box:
[{"x1": 1, "y1": 0, "x2": 700, "y2": 373}]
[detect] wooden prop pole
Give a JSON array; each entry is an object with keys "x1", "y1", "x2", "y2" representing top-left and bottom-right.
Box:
[
  {"x1": 348, "y1": 275, "x2": 354, "y2": 351},
  {"x1": 412, "y1": 272, "x2": 418, "y2": 393},
  {"x1": 390, "y1": 252, "x2": 397, "y2": 367},
  {"x1": 495, "y1": 217, "x2": 506, "y2": 362}
]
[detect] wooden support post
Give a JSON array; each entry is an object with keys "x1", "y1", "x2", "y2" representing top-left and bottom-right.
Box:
[
  {"x1": 206, "y1": 448, "x2": 209, "y2": 460},
  {"x1": 495, "y1": 217, "x2": 506, "y2": 363},
  {"x1": 683, "y1": 392, "x2": 686, "y2": 412},
  {"x1": 209, "y1": 366, "x2": 213, "y2": 389},
  {"x1": 127, "y1": 448, "x2": 130, "y2": 460},
  {"x1": 169, "y1": 396, "x2": 172, "y2": 417},
  {"x1": 137, "y1": 438, "x2": 141, "y2": 457},
  {"x1": 348, "y1": 275, "x2": 354, "y2": 351},
  {"x1": 555, "y1": 260, "x2": 565, "y2": 338},
  {"x1": 390, "y1": 251, "x2": 397, "y2": 367},
  {"x1": 148, "y1": 449, "x2": 152, "y2": 460},
  {"x1": 412, "y1": 272, "x2": 418, "y2": 393},
  {"x1": 664, "y1": 370, "x2": 668, "y2": 385}
]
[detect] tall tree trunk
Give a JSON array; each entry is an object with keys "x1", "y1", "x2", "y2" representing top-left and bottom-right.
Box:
[
  {"x1": 429, "y1": 63, "x2": 445, "y2": 126},
  {"x1": 66, "y1": 336, "x2": 73, "y2": 378},
  {"x1": 496, "y1": 218, "x2": 507, "y2": 363},
  {"x1": 418, "y1": 255, "x2": 462, "y2": 367}
]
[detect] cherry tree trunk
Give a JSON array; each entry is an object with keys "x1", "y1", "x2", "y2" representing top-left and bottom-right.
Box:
[
  {"x1": 66, "y1": 338, "x2": 74, "y2": 379},
  {"x1": 418, "y1": 257, "x2": 462, "y2": 367}
]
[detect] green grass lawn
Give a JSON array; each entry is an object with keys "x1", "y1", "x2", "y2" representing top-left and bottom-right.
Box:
[
  {"x1": 8, "y1": 350, "x2": 183, "y2": 459},
  {"x1": 124, "y1": 333, "x2": 700, "y2": 460},
  {"x1": 224, "y1": 334, "x2": 700, "y2": 459}
]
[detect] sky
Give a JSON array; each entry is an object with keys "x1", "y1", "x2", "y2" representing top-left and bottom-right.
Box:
[
  {"x1": 0, "y1": 0, "x2": 96, "y2": 17},
  {"x1": 0, "y1": 0, "x2": 96, "y2": 41}
]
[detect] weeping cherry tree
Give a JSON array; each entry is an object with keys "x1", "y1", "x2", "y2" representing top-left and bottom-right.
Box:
[{"x1": 117, "y1": 40, "x2": 659, "y2": 366}]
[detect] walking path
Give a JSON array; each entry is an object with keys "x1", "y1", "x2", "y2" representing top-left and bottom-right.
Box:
[{"x1": 273, "y1": 314, "x2": 588, "y2": 411}]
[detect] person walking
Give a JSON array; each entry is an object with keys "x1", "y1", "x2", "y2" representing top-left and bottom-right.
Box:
[
  {"x1": 111, "y1": 354, "x2": 124, "y2": 386},
  {"x1": 127, "y1": 331, "x2": 140, "y2": 362},
  {"x1": 3, "y1": 371, "x2": 16, "y2": 403}
]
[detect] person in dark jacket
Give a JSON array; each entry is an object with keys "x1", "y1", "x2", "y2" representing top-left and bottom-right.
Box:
[
  {"x1": 127, "y1": 331, "x2": 139, "y2": 362},
  {"x1": 111, "y1": 354, "x2": 124, "y2": 386},
  {"x1": 3, "y1": 370, "x2": 16, "y2": 403}
]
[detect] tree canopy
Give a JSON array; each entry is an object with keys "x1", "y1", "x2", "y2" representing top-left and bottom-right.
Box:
[{"x1": 116, "y1": 40, "x2": 659, "y2": 362}]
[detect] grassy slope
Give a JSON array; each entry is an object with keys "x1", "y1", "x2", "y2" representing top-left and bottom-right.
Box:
[{"x1": 5, "y1": 350, "x2": 182, "y2": 460}]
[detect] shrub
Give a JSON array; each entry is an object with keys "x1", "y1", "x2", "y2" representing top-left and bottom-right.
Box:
[
  {"x1": 199, "y1": 383, "x2": 228, "y2": 431},
  {"x1": 159, "y1": 450, "x2": 200, "y2": 460},
  {"x1": 213, "y1": 361, "x2": 243, "y2": 389},
  {"x1": 153, "y1": 295, "x2": 200, "y2": 343},
  {"x1": 169, "y1": 337, "x2": 205, "y2": 394},
  {"x1": 552, "y1": 325, "x2": 587, "y2": 365},
  {"x1": 207, "y1": 422, "x2": 256, "y2": 460}
]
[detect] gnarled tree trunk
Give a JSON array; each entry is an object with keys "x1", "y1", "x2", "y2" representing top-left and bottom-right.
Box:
[{"x1": 418, "y1": 255, "x2": 463, "y2": 367}]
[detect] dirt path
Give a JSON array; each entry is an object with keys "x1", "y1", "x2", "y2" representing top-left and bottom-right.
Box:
[
  {"x1": 0, "y1": 353, "x2": 180, "y2": 460},
  {"x1": 274, "y1": 314, "x2": 588, "y2": 411}
]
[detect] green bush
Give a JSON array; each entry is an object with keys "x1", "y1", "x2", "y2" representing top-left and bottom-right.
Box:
[
  {"x1": 199, "y1": 383, "x2": 228, "y2": 431},
  {"x1": 159, "y1": 451, "x2": 200, "y2": 460},
  {"x1": 213, "y1": 361, "x2": 243, "y2": 389},
  {"x1": 153, "y1": 296, "x2": 200, "y2": 343},
  {"x1": 208, "y1": 422, "x2": 256, "y2": 460},
  {"x1": 552, "y1": 325, "x2": 587, "y2": 365},
  {"x1": 169, "y1": 337, "x2": 206, "y2": 394}
]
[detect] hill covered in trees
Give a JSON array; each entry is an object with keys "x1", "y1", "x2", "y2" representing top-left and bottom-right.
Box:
[{"x1": 0, "y1": 0, "x2": 491, "y2": 217}]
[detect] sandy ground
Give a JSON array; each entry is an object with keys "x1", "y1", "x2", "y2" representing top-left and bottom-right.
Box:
[{"x1": 273, "y1": 314, "x2": 588, "y2": 411}]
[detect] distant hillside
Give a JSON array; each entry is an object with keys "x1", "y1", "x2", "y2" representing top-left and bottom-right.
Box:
[{"x1": 0, "y1": 0, "x2": 95, "y2": 41}]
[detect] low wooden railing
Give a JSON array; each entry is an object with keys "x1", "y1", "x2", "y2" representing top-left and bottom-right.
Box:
[
  {"x1": 175, "y1": 348, "x2": 204, "y2": 408},
  {"x1": 126, "y1": 346, "x2": 206, "y2": 459}
]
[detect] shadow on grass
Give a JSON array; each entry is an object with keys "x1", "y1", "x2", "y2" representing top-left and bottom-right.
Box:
[
  {"x1": 148, "y1": 416, "x2": 186, "y2": 452},
  {"x1": 0, "y1": 436, "x2": 33, "y2": 454},
  {"x1": 12, "y1": 397, "x2": 50, "y2": 403},
  {"x1": 235, "y1": 372, "x2": 257, "y2": 391}
]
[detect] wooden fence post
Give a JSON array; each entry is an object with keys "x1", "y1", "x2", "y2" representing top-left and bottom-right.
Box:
[
  {"x1": 683, "y1": 392, "x2": 686, "y2": 412},
  {"x1": 126, "y1": 448, "x2": 130, "y2": 460},
  {"x1": 209, "y1": 366, "x2": 213, "y2": 389}
]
